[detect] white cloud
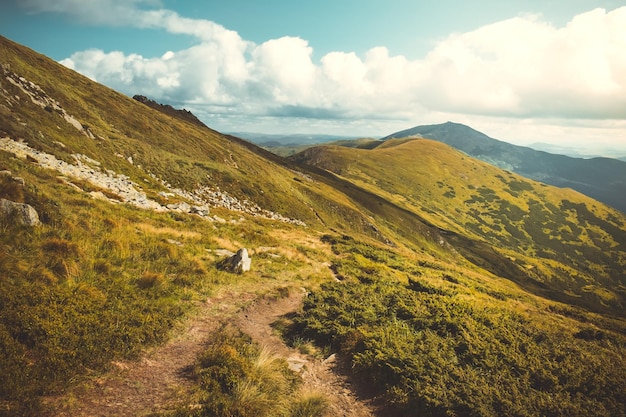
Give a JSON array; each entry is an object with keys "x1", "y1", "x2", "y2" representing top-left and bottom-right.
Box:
[
  {"x1": 418, "y1": 8, "x2": 626, "y2": 119},
  {"x1": 29, "y1": 0, "x2": 626, "y2": 145},
  {"x1": 60, "y1": 49, "x2": 181, "y2": 96},
  {"x1": 250, "y1": 37, "x2": 318, "y2": 104}
]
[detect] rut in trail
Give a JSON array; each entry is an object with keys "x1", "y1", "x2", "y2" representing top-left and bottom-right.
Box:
[
  {"x1": 42, "y1": 287, "x2": 376, "y2": 416},
  {"x1": 236, "y1": 289, "x2": 377, "y2": 417}
]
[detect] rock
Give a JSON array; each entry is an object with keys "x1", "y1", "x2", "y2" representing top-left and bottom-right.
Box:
[
  {"x1": 166, "y1": 202, "x2": 191, "y2": 213},
  {"x1": 287, "y1": 356, "x2": 308, "y2": 372},
  {"x1": 89, "y1": 191, "x2": 115, "y2": 202},
  {"x1": 213, "y1": 249, "x2": 235, "y2": 257},
  {"x1": 0, "y1": 198, "x2": 40, "y2": 226},
  {"x1": 0, "y1": 170, "x2": 24, "y2": 185},
  {"x1": 323, "y1": 353, "x2": 337, "y2": 364},
  {"x1": 217, "y1": 248, "x2": 251, "y2": 273},
  {"x1": 190, "y1": 205, "x2": 210, "y2": 216}
]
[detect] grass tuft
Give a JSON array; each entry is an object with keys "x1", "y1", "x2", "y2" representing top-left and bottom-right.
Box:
[
  {"x1": 289, "y1": 392, "x2": 329, "y2": 417},
  {"x1": 137, "y1": 271, "x2": 164, "y2": 289}
]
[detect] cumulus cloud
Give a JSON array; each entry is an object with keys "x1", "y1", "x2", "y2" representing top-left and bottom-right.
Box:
[
  {"x1": 417, "y1": 8, "x2": 626, "y2": 119},
  {"x1": 29, "y1": 0, "x2": 626, "y2": 132},
  {"x1": 250, "y1": 37, "x2": 318, "y2": 105}
]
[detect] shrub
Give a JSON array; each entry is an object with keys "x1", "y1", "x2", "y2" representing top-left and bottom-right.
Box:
[{"x1": 290, "y1": 238, "x2": 626, "y2": 417}]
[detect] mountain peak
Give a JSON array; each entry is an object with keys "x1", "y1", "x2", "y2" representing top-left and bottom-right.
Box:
[
  {"x1": 383, "y1": 122, "x2": 626, "y2": 213},
  {"x1": 382, "y1": 121, "x2": 492, "y2": 142}
]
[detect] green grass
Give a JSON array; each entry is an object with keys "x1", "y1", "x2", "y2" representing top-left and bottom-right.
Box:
[{"x1": 0, "y1": 144, "x2": 337, "y2": 414}]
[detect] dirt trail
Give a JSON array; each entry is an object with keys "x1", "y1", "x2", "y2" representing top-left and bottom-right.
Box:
[
  {"x1": 43, "y1": 286, "x2": 375, "y2": 416},
  {"x1": 236, "y1": 289, "x2": 376, "y2": 417},
  {"x1": 42, "y1": 290, "x2": 257, "y2": 416}
]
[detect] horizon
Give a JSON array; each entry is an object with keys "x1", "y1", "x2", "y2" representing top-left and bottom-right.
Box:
[
  {"x1": 227, "y1": 121, "x2": 626, "y2": 159},
  {"x1": 1, "y1": 0, "x2": 626, "y2": 154}
]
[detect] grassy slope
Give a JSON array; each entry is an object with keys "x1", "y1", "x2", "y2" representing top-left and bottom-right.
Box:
[
  {"x1": 383, "y1": 122, "x2": 626, "y2": 213},
  {"x1": 290, "y1": 235, "x2": 626, "y2": 417},
  {"x1": 286, "y1": 134, "x2": 626, "y2": 415},
  {"x1": 290, "y1": 139, "x2": 626, "y2": 315},
  {"x1": 1, "y1": 36, "x2": 625, "y2": 417},
  {"x1": 1, "y1": 36, "x2": 399, "y2": 236}
]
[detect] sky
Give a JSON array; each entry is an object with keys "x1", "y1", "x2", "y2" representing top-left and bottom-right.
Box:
[{"x1": 1, "y1": 0, "x2": 626, "y2": 154}]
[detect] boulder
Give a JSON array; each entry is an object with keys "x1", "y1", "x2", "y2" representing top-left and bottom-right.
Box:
[
  {"x1": 217, "y1": 248, "x2": 251, "y2": 273},
  {"x1": 190, "y1": 205, "x2": 210, "y2": 217},
  {"x1": 166, "y1": 201, "x2": 191, "y2": 213},
  {"x1": 0, "y1": 198, "x2": 40, "y2": 226}
]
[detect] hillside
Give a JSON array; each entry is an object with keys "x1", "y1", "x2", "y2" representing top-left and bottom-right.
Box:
[
  {"x1": 383, "y1": 122, "x2": 626, "y2": 213},
  {"x1": 1, "y1": 35, "x2": 626, "y2": 417},
  {"x1": 262, "y1": 137, "x2": 383, "y2": 157},
  {"x1": 291, "y1": 139, "x2": 626, "y2": 314}
]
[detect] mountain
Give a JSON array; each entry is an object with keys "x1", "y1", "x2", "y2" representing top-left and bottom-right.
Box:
[
  {"x1": 383, "y1": 122, "x2": 626, "y2": 213},
  {"x1": 2, "y1": 36, "x2": 626, "y2": 417}
]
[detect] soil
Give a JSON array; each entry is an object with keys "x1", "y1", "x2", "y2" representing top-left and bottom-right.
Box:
[{"x1": 42, "y1": 285, "x2": 377, "y2": 416}]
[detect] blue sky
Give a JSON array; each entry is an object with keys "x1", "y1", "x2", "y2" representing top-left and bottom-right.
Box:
[{"x1": 2, "y1": 0, "x2": 626, "y2": 153}]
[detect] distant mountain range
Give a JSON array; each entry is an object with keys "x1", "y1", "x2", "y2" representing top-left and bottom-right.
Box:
[
  {"x1": 228, "y1": 132, "x2": 358, "y2": 147},
  {"x1": 383, "y1": 122, "x2": 626, "y2": 213},
  {"x1": 525, "y1": 142, "x2": 626, "y2": 159}
]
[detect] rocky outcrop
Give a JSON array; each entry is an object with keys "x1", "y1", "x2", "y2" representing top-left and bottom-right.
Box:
[
  {"x1": 0, "y1": 137, "x2": 165, "y2": 211},
  {"x1": 0, "y1": 198, "x2": 40, "y2": 226},
  {"x1": 133, "y1": 95, "x2": 208, "y2": 129},
  {"x1": 2, "y1": 67, "x2": 306, "y2": 225},
  {"x1": 165, "y1": 201, "x2": 210, "y2": 216},
  {"x1": 3, "y1": 64, "x2": 94, "y2": 138},
  {"x1": 217, "y1": 248, "x2": 251, "y2": 273},
  {"x1": 0, "y1": 137, "x2": 305, "y2": 225}
]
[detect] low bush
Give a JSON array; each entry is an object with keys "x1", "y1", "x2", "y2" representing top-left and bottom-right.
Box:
[
  {"x1": 289, "y1": 393, "x2": 329, "y2": 417},
  {"x1": 289, "y1": 238, "x2": 626, "y2": 417}
]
